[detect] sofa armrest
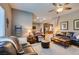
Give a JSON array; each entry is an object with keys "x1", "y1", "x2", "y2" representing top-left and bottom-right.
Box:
[
  {"x1": 23, "y1": 46, "x2": 38, "y2": 55},
  {"x1": 24, "y1": 52, "x2": 38, "y2": 55},
  {"x1": 0, "y1": 41, "x2": 17, "y2": 55}
]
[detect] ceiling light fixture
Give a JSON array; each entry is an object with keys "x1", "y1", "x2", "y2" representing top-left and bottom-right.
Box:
[
  {"x1": 43, "y1": 18, "x2": 46, "y2": 20},
  {"x1": 37, "y1": 17, "x2": 46, "y2": 20},
  {"x1": 37, "y1": 17, "x2": 40, "y2": 19},
  {"x1": 57, "y1": 6, "x2": 63, "y2": 13}
]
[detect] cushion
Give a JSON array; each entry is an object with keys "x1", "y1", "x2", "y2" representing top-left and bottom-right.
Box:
[
  {"x1": 76, "y1": 35, "x2": 79, "y2": 39},
  {"x1": 18, "y1": 37, "x2": 27, "y2": 44}
]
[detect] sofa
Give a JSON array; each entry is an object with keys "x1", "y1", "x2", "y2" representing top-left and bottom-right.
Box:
[
  {"x1": 54, "y1": 32, "x2": 79, "y2": 46},
  {"x1": 0, "y1": 36, "x2": 38, "y2": 55},
  {"x1": 0, "y1": 41, "x2": 17, "y2": 55},
  {"x1": 69, "y1": 32, "x2": 79, "y2": 46}
]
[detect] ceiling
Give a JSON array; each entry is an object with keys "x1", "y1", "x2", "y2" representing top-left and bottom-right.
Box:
[{"x1": 10, "y1": 3, "x2": 79, "y2": 23}]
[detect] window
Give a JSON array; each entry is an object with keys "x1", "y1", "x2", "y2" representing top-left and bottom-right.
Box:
[{"x1": 0, "y1": 6, "x2": 5, "y2": 37}]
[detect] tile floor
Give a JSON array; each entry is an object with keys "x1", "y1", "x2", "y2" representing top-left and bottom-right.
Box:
[{"x1": 32, "y1": 42, "x2": 79, "y2": 55}]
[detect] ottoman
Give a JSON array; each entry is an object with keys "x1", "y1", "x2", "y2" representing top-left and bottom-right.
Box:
[{"x1": 41, "y1": 40, "x2": 50, "y2": 48}]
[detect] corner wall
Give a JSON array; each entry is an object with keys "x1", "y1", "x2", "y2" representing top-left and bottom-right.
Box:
[
  {"x1": 12, "y1": 9, "x2": 32, "y2": 36},
  {"x1": 51, "y1": 10, "x2": 79, "y2": 33}
]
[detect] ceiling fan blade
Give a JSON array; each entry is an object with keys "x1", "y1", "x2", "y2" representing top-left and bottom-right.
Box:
[
  {"x1": 52, "y1": 3, "x2": 57, "y2": 6},
  {"x1": 64, "y1": 3, "x2": 70, "y2": 5},
  {"x1": 59, "y1": 3, "x2": 63, "y2": 6},
  {"x1": 48, "y1": 9, "x2": 54, "y2": 12},
  {"x1": 65, "y1": 7, "x2": 72, "y2": 10}
]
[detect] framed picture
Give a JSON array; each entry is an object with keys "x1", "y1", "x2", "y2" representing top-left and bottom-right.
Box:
[
  {"x1": 60, "y1": 21, "x2": 68, "y2": 30},
  {"x1": 73, "y1": 19, "x2": 79, "y2": 30}
]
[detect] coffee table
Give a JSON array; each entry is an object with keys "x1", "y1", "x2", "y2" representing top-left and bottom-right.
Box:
[{"x1": 51, "y1": 37, "x2": 71, "y2": 48}]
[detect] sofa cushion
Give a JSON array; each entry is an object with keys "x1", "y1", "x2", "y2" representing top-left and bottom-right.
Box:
[
  {"x1": 72, "y1": 33, "x2": 79, "y2": 41},
  {"x1": 66, "y1": 32, "x2": 74, "y2": 37},
  {"x1": 18, "y1": 37, "x2": 27, "y2": 44}
]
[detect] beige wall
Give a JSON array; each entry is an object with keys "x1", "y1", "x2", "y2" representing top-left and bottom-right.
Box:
[
  {"x1": 51, "y1": 10, "x2": 79, "y2": 33},
  {"x1": 32, "y1": 13, "x2": 37, "y2": 23},
  {"x1": 0, "y1": 3, "x2": 12, "y2": 36},
  {"x1": 12, "y1": 9, "x2": 32, "y2": 36}
]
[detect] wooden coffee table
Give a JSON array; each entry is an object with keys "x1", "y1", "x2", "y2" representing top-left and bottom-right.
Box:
[{"x1": 52, "y1": 37, "x2": 71, "y2": 48}]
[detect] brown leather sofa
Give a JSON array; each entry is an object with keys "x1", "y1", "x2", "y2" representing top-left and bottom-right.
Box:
[
  {"x1": 27, "y1": 35, "x2": 36, "y2": 44},
  {"x1": 10, "y1": 36, "x2": 38, "y2": 55},
  {"x1": 0, "y1": 41, "x2": 17, "y2": 55},
  {"x1": 0, "y1": 36, "x2": 38, "y2": 55},
  {"x1": 9, "y1": 36, "x2": 24, "y2": 54}
]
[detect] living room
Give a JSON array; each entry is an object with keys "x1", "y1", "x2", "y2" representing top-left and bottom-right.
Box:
[{"x1": 0, "y1": 3, "x2": 79, "y2": 55}]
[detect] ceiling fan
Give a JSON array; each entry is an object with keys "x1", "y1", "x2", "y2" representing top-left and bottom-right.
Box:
[{"x1": 49, "y1": 3, "x2": 72, "y2": 14}]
